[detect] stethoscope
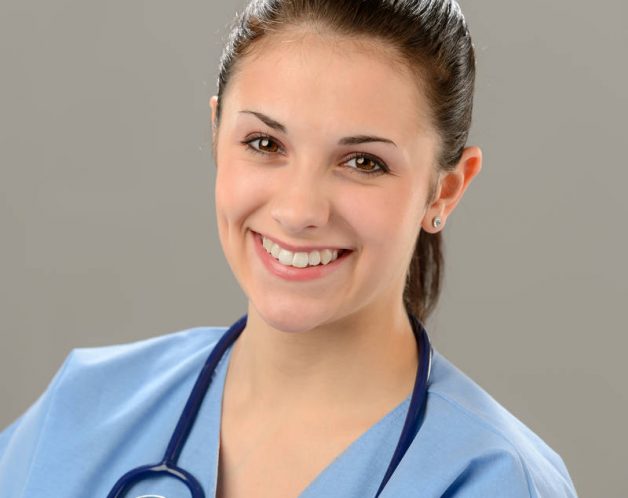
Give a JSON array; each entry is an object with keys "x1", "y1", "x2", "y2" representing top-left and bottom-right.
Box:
[{"x1": 107, "y1": 312, "x2": 433, "y2": 498}]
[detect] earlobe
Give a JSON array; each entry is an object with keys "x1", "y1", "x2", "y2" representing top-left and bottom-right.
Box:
[{"x1": 421, "y1": 145, "x2": 483, "y2": 233}]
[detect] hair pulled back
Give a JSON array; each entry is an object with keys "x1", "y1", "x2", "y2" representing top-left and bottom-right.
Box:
[{"x1": 214, "y1": 0, "x2": 476, "y2": 323}]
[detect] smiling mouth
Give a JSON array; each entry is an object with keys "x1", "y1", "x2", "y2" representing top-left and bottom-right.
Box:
[{"x1": 255, "y1": 232, "x2": 352, "y2": 269}]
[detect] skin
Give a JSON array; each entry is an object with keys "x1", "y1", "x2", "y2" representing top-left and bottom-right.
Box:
[{"x1": 209, "y1": 27, "x2": 482, "y2": 496}]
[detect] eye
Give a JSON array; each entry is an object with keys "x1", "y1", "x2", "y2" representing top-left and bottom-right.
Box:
[
  {"x1": 242, "y1": 134, "x2": 283, "y2": 155},
  {"x1": 344, "y1": 153, "x2": 389, "y2": 176},
  {"x1": 241, "y1": 134, "x2": 389, "y2": 177}
]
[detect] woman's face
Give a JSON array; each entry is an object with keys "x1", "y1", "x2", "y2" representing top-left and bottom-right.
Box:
[{"x1": 211, "y1": 29, "x2": 442, "y2": 333}]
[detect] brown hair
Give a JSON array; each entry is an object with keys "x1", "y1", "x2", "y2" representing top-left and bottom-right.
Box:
[{"x1": 213, "y1": 0, "x2": 476, "y2": 323}]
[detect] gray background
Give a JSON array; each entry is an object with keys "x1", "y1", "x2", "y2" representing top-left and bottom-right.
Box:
[{"x1": 1, "y1": 0, "x2": 626, "y2": 496}]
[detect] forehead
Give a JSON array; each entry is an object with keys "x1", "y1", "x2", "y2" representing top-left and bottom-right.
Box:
[{"x1": 222, "y1": 27, "x2": 436, "y2": 144}]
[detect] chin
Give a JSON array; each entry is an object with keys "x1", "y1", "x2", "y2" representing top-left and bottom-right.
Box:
[{"x1": 251, "y1": 296, "x2": 336, "y2": 334}]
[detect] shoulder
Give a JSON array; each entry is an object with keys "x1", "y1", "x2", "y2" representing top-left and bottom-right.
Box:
[
  {"x1": 42, "y1": 324, "x2": 229, "y2": 421},
  {"x1": 41, "y1": 326, "x2": 228, "y2": 407},
  {"x1": 60, "y1": 325, "x2": 227, "y2": 382},
  {"x1": 0, "y1": 326, "x2": 229, "y2": 437},
  {"x1": 0, "y1": 325, "x2": 229, "y2": 495},
  {"x1": 399, "y1": 349, "x2": 578, "y2": 497},
  {"x1": 67, "y1": 325, "x2": 226, "y2": 368}
]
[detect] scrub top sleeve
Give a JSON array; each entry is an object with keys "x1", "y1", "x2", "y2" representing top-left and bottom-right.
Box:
[
  {"x1": 441, "y1": 450, "x2": 532, "y2": 498},
  {"x1": 0, "y1": 416, "x2": 22, "y2": 460},
  {"x1": 441, "y1": 449, "x2": 578, "y2": 498},
  {"x1": 0, "y1": 350, "x2": 75, "y2": 493}
]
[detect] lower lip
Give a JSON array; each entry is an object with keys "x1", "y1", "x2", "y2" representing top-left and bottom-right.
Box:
[{"x1": 251, "y1": 231, "x2": 352, "y2": 282}]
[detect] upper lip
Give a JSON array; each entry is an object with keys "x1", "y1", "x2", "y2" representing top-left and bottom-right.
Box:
[{"x1": 254, "y1": 231, "x2": 351, "y2": 253}]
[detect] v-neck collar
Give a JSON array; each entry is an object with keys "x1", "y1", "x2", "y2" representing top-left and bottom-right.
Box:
[{"x1": 200, "y1": 338, "x2": 413, "y2": 498}]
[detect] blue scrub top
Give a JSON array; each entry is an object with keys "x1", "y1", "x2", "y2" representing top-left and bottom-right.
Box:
[{"x1": 0, "y1": 325, "x2": 578, "y2": 497}]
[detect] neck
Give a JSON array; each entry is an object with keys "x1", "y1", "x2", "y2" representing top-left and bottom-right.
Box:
[{"x1": 226, "y1": 300, "x2": 420, "y2": 414}]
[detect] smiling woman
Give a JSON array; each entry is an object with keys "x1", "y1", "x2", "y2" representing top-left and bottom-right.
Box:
[{"x1": 0, "y1": 1, "x2": 578, "y2": 497}]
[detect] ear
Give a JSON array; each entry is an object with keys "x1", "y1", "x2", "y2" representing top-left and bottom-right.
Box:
[
  {"x1": 209, "y1": 95, "x2": 219, "y2": 160},
  {"x1": 421, "y1": 145, "x2": 482, "y2": 233},
  {"x1": 209, "y1": 95, "x2": 219, "y2": 132}
]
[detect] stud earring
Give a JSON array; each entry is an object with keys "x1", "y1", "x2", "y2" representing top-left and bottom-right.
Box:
[{"x1": 432, "y1": 216, "x2": 442, "y2": 229}]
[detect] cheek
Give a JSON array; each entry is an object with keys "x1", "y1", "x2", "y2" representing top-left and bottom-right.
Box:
[
  {"x1": 215, "y1": 158, "x2": 264, "y2": 228},
  {"x1": 340, "y1": 183, "x2": 422, "y2": 254}
]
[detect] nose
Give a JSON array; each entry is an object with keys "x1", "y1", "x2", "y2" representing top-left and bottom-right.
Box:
[{"x1": 269, "y1": 164, "x2": 331, "y2": 234}]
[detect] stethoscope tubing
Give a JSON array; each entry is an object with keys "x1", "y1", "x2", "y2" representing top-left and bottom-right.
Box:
[
  {"x1": 106, "y1": 315, "x2": 247, "y2": 498},
  {"x1": 374, "y1": 313, "x2": 433, "y2": 497}
]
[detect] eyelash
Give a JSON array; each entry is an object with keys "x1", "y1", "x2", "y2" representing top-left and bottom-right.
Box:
[{"x1": 240, "y1": 133, "x2": 390, "y2": 177}]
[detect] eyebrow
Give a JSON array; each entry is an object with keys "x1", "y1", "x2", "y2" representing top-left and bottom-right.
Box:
[{"x1": 239, "y1": 110, "x2": 398, "y2": 148}]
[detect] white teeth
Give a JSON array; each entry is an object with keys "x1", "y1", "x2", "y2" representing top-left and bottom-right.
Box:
[
  {"x1": 262, "y1": 237, "x2": 273, "y2": 251},
  {"x1": 308, "y1": 250, "x2": 321, "y2": 266},
  {"x1": 320, "y1": 249, "x2": 332, "y2": 265},
  {"x1": 278, "y1": 249, "x2": 293, "y2": 265},
  {"x1": 292, "y1": 252, "x2": 309, "y2": 268},
  {"x1": 261, "y1": 235, "x2": 343, "y2": 268}
]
